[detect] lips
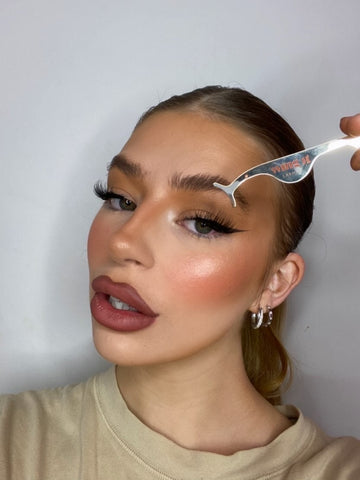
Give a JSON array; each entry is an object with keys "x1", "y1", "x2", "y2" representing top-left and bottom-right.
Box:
[{"x1": 90, "y1": 275, "x2": 158, "y2": 332}]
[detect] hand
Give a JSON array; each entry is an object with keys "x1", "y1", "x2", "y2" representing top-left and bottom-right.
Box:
[{"x1": 340, "y1": 114, "x2": 360, "y2": 171}]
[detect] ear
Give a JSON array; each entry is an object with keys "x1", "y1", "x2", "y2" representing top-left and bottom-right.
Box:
[{"x1": 250, "y1": 252, "x2": 305, "y2": 311}]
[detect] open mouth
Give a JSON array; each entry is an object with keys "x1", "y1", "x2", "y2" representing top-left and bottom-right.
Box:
[
  {"x1": 90, "y1": 276, "x2": 158, "y2": 332},
  {"x1": 108, "y1": 296, "x2": 138, "y2": 312}
]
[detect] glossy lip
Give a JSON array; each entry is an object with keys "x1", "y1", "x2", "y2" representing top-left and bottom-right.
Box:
[{"x1": 90, "y1": 275, "x2": 158, "y2": 332}]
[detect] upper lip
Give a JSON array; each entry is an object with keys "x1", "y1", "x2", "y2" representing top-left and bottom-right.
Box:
[{"x1": 92, "y1": 275, "x2": 158, "y2": 317}]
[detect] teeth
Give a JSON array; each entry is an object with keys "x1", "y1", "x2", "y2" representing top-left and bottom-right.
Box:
[{"x1": 109, "y1": 296, "x2": 138, "y2": 312}]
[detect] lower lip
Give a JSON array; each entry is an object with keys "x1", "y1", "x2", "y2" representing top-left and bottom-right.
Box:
[{"x1": 90, "y1": 292, "x2": 157, "y2": 332}]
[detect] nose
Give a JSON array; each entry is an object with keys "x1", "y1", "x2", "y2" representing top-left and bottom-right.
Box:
[{"x1": 108, "y1": 204, "x2": 156, "y2": 269}]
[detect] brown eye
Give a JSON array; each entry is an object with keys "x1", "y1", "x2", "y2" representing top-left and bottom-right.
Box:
[{"x1": 109, "y1": 195, "x2": 136, "y2": 211}]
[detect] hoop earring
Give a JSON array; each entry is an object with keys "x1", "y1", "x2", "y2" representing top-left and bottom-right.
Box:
[
  {"x1": 251, "y1": 307, "x2": 264, "y2": 329},
  {"x1": 263, "y1": 305, "x2": 273, "y2": 327},
  {"x1": 251, "y1": 306, "x2": 273, "y2": 329}
]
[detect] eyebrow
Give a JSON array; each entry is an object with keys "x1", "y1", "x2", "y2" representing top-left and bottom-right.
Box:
[
  {"x1": 109, "y1": 153, "x2": 144, "y2": 177},
  {"x1": 109, "y1": 153, "x2": 249, "y2": 210},
  {"x1": 170, "y1": 173, "x2": 249, "y2": 210}
]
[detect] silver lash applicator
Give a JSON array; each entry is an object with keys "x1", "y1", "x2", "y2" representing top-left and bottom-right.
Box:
[{"x1": 213, "y1": 136, "x2": 360, "y2": 207}]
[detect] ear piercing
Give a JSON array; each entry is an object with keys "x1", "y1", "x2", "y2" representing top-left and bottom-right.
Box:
[{"x1": 251, "y1": 306, "x2": 273, "y2": 329}]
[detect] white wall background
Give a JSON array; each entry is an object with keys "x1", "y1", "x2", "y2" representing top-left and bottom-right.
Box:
[{"x1": 1, "y1": 0, "x2": 359, "y2": 438}]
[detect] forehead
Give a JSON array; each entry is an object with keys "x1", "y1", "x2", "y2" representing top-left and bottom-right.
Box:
[
  {"x1": 109, "y1": 111, "x2": 279, "y2": 220},
  {"x1": 120, "y1": 111, "x2": 267, "y2": 179}
]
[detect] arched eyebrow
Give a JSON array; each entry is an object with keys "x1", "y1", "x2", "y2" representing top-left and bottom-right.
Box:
[
  {"x1": 109, "y1": 153, "x2": 249, "y2": 210},
  {"x1": 109, "y1": 153, "x2": 144, "y2": 177},
  {"x1": 170, "y1": 173, "x2": 249, "y2": 211}
]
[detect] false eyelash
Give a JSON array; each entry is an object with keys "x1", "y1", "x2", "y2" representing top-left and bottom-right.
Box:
[
  {"x1": 93, "y1": 182, "x2": 240, "y2": 234},
  {"x1": 93, "y1": 181, "x2": 120, "y2": 201},
  {"x1": 183, "y1": 210, "x2": 240, "y2": 234}
]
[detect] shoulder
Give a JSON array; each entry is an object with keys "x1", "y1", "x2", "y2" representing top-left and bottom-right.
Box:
[
  {"x1": 278, "y1": 405, "x2": 360, "y2": 479},
  {"x1": 0, "y1": 368, "x2": 116, "y2": 479},
  {"x1": 294, "y1": 434, "x2": 360, "y2": 478},
  {"x1": 303, "y1": 431, "x2": 360, "y2": 478},
  {"x1": 0, "y1": 369, "x2": 118, "y2": 479},
  {"x1": 1, "y1": 374, "x2": 91, "y2": 418},
  {"x1": 0, "y1": 368, "x2": 113, "y2": 438}
]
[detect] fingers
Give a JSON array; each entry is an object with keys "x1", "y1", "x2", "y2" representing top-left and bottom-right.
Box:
[
  {"x1": 339, "y1": 114, "x2": 360, "y2": 171},
  {"x1": 350, "y1": 150, "x2": 360, "y2": 171},
  {"x1": 340, "y1": 113, "x2": 360, "y2": 136}
]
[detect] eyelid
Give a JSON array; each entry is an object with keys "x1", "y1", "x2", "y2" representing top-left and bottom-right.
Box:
[
  {"x1": 94, "y1": 181, "x2": 112, "y2": 200},
  {"x1": 183, "y1": 209, "x2": 237, "y2": 227},
  {"x1": 178, "y1": 210, "x2": 241, "y2": 238},
  {"x1": 94, "y1": 181, "x2": 131, "y2": 200},
  {"x1": 93, "y1": 183, "x2": 244, "y2": 236},
  {"x1": 93, "y1": 181, "x2": 137, "y2": 210}
]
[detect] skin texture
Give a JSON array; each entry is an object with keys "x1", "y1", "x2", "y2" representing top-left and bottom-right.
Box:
[
  {"x1": 340, "y1": 113, "x2": 360, "y2": 170},
  {"x1": 86, "y1": 111, "x2": 306, "y2": 454}
]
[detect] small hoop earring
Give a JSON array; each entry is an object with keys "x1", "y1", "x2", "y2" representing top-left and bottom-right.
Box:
[
  {"x1": 251, "y1": 306, "x2": 273, "y2": 329},
  {"x1": 263, "y1": 305, "x2": 273, "y2": 327},
  {"x1": 251, "y1": 307, "x2": 264, "y2": 329}
]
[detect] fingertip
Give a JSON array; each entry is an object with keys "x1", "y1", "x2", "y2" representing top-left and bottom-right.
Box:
[
  {"x1": 340, "y1": 113, "x2": 360, "y2": 136},
  {"x1": 339, "y1": 116, "x2": 348, "y2": 133},
  {"x1": 350, "y1": 150, "x2": 360, "y2": 171}
]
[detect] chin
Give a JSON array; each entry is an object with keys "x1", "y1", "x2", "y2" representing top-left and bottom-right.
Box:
[{"x1": 91, "y1": 319, "x2": 166, "y2": 367}]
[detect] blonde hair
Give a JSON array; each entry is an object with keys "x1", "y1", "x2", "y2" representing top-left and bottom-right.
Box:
[
  {"x1": 242, "y1": 304, "x2": 290, "y2": 405},
  {"x1": 137, "y1": 86, "x2": 315, "y2": 404}
]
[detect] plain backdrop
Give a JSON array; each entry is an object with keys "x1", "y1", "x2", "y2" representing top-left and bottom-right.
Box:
[{"x1": 1, "y1": 0, "x2": 359, "y2": 438}]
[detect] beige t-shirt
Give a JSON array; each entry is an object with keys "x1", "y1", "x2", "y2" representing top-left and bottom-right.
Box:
[{"x1": 1, "y1": 367, "x2": 359, "y2": 479}]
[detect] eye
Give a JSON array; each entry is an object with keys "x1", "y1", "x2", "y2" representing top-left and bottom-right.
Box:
[
  {"x1": 109, "y1": 195, "x2": 136, "y2": 211},
  {"x1": 191, "y1": 218, "x2": 216, "y2": 235},
  {"x1": 181, "y1": 213, "x2": 239, "y2": 239},
  {"x1": 93, "y1": 182, "x2": 137, "y2": 211}
]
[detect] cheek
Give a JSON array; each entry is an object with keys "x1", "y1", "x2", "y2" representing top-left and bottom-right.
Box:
[
  {"x1": 87, "y1": 213, "x2": 109, "y2": 267},
  {"x1": 162, "y1": 244, "x2": 266, "y2": 308}
]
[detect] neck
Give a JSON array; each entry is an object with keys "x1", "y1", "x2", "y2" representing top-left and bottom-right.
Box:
[{"x1": 116, "y1": 337, "x2": 291, "y2": 455}]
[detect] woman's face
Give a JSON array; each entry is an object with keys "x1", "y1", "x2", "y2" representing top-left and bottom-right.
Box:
[{"x1": 88, "y1": 111, "x2": 278, "y2": 366}]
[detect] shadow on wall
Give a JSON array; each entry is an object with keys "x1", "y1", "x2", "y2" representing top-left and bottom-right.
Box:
[
  {"x1": 254, "y1": 48, "x2": 360, "y2": 438},
  {"x1": 284, "y1": 371, "x2": 360, "y2": 438},
  {"x1": 284, "y1": 221, "x2": 360, "y2": 439}
]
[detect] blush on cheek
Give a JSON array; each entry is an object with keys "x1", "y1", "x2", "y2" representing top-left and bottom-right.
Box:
[{"x1": 165, "y1": 253, "x2": 257, "y2": 306}]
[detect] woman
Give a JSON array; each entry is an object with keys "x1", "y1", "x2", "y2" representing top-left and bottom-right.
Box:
[{"x1": 1, "y1": 86, "x2": 360, "y2": 479}]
